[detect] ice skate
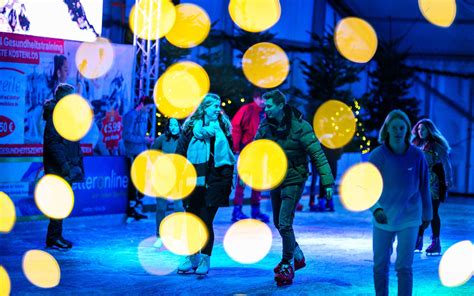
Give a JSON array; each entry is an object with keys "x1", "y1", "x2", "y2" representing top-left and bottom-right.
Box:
[
  {"x1": 414, "y1": 235, "x2": 423, "y2": 253},
  {"x1": 195, "y1": 254, "x2": 210, "y2": 277},
  {"x1": 294, "y1": 245, "x2": 306, "y2": 271},
  {"x1": 310, "y1": 198, "x2": 326, "y2": 212},
  {"x1": 325, "y1": 198, "x2": 335, "y2": 212},
  {"x1": 231, "y1": 205, "x2": 248, "y2": 222},
  {"x1": 153, "y1": 237, "x2": 163, "y2": 248},
  {"x1": 425, "y1": 236, "x2": 442, "y2": 256},
  {"x1": 251, "y1": 204, "x2": 270, "y2": 223},
  {"x1": 274, "y1": 260, "x2": 294, "y2": 287},
  {"x1": 295, "y1": 203, "x2": 303, "y2": 211},
  {"x1": 177, "y1": 254, "x2": 200, "y2": 274}
]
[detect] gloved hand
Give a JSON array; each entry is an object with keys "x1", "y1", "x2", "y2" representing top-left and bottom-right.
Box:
[
  {"x1": 69, "y1": 166, "x2": 84, "y2": 182},
  {"x1": 373, "y1": 208, "x2": 388, "y2": 224},
  {"x1": 421, "y1": 220, "x2": 430, "y2": 230},
  {"x1": 325, "y1": 186, "x2": 333, "y2": 201}
]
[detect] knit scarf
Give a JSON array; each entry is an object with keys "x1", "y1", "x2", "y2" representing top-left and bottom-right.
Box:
[{"x1": 187, "y1": 120, "x2": 235, "y2": 186}]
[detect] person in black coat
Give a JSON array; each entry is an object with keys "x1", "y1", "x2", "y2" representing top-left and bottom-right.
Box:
[
  {"x1": 150, "y1": 118, "x2": 184, "y2": 248},
  {"x1": 43, "y1": 83, "x2": 85, "y2": 249},
  {"x1": 175, "y1": 93, "x2": 235, "y2": 276}
]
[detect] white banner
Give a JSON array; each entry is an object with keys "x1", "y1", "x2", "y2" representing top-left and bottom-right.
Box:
[{"x1": 0, "y1": 0, "x2": 102, "y2": 42}]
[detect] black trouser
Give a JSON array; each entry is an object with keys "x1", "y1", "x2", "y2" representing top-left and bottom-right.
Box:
[
  {"x1": 418, "y1": 199, "x2": 441, "y2": 237},
  {"x1": 186, "y1": 187, "x2": 219, "y2": 256},
  {"x1": 47, "y1": 176, "x2": 71, "y2": 242},
  {"x1": 271, "y1": 183, "x2": 304, "y2": 261},
  {"x1": 47, "y1": 218, "x2": 63, "y2": 241},
  {"x1": 127, "y1": 155, "x2": 144, "y2": 216}
]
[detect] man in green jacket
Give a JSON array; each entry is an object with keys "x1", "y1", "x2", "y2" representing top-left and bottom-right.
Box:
[{"x1": 256, "y1": 89, "x2": 334, "y2": 286}]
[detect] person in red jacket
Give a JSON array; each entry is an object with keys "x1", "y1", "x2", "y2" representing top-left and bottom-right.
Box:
[{"x1": 231, "y1": 90, "x2": 270, "y2": 222}]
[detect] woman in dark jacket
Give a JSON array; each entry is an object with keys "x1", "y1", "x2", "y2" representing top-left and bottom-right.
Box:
[
  {"x1": 43, "y1": 83, "x2": 84, "y2": 249},
  {"x1": 175, "y1": 93, "x2": 235, "y2": 276},
  {"x1": 412, "y1": 118, "x2": 453, "y2": 255},
  {"x1": 151, "y1": 118, "x2": 184, "y2": 248}
]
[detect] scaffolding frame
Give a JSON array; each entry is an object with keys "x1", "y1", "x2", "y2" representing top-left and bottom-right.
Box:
[{"x1": 131, "y1": 0, "x2": 161, "y2": 136}]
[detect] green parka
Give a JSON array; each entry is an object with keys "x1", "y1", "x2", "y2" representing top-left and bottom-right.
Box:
[{"x1": 255, "y1": 105, "x2": 334, "y2": 187}]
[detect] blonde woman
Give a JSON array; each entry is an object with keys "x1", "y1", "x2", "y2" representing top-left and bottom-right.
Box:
[{"x1": 175, "y1": 93, "x2": 235, "y2": 276}]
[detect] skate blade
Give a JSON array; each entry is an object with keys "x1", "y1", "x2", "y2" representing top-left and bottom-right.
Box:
[
  {"x1": 414, "y1": 249, "x2": 423, "y2": 253},
  {"x1": 177, "y1": 268, "x2": 197, "y2": 275},
  {"x1": 45, "y1": 246, "x2": 70, "y2": 252},
  {"x1": 426, "y1": 252, "x2": 442, "y2": 256},
  {"x1": 276, "y1": 279, "x2": 293, "y2": 287},
  {"x1": 196, "y1": 273, "x2": 208, "y2": 279},
  {"x1": 274, "y1": 274, "x2": 294, "y2": 281}
]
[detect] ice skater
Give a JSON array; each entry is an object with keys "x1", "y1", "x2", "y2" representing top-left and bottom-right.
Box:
[
  {"x1": 411, "y1": 118, "x2": 453, "y2": 256},
  {"x1": 255, "y1": 90, "x2": 334, "y2": 286},
  {"x1": 369, "y1": 110, "x2": 432, "y2": 296},
  {"x1": 151, "y1": 118, "x2": 184, "y2": 248},
  {"x1": 176, "y1": 93, "x2": 235, "y2": 276},
  {"x1": 230, "y1": 89, "x2": 269, "y2": 223},
  {"x1": 43, "y1": 83, "x2": 84, "y2": 250},
  {"x1": 123, "y1": 96, "x2": 155, "y2": 221}
]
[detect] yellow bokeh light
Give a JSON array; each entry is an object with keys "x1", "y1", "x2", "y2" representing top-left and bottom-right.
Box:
[
  {"x1": 339, "y1": 162, "x2": 383, "y2": 212},
  {"x1": 162, "y1": 154, "x2": 197, "y2": 200},
  {"x1": 334, "y1": 17, "x2": 378, "y2": 63},
  {"x1": 22, "y1": 250, "x2": 61, "y2": 288},
  {"x1": 154, "y1": 61, "x2": 210, "y2": 119},
  {"x1": 137, "y1": 236, "x2": 182, "y2": 275},
  {"x1": 313, "y1": 100, "x2": 356, "y2": 149},
  {"x1": 129, "y1": 0, "x2": 176, "y2": 40},
  {"x1": 228, "y1": 0, "x2": 281, "y2": 32},
  {"x1": 419, "y1": 0, "x2": 456, "y2": 28},
  {"x1": 0, "y1": 266, "x2": 11, "y2": 295},
  {"x1": 223, "y1": 219, "x2": 272, "y2": 264},
  {"x1": 0, "y1": 192, "x2": 16, "y2": 233},
  {"x1": 131, "y1": 150, "x2": 177, "y2": 197},
  {"x1": 75, "y1": 37, "x2": 114, "y2": 79},
  {"x1": 52, "y1": 94, "x2": 93, "y2": 142},
  {"x1": 151, "y1": 155, "x2": 177, "y2": 196},
  {"x1": 237, "y1": 139, "x2": 287, "y2": 190},
  {"x1": 160, "y1": 212, "x2": 208, "y2": 255},
  {"x1": 242, "y1": 42, "x2": 289, "y2": 89},
  {"x1": 34, "y1": 175, "x2": 75, "y2": 219},
  {"x1": 439, "y1": 240, "x2": 474, "y2": 287},
  {"x1": 165, "y1": 4, "x2": 210, "y2": 48}
]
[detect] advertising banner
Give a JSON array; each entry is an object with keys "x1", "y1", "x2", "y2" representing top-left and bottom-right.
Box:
[
  {"x1": 101, "y1": 109, "x2": 123, "y2": 152},
  {"x1": 0, "y1": 32, "x2": 134, "y2": 155},
  {"x1": 0, "y1": 156, "x2": 129, "y2": 220}
]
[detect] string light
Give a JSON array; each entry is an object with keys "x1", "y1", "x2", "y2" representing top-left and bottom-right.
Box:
[{"x1": 351, "y1": 99, "x2": 371, "y2": 154}]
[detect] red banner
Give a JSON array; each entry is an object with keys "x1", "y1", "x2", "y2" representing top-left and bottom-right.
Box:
[
  {"x1": 101, "y1": 110, "x2": 123, "y2": 150},
  {"x1": 0, "y1": 144, "x2": 93, "y2": 157}
]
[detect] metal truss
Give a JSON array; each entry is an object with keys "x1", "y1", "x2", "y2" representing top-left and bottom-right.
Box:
[{"x1": 131, "y1": 0, "x2": 162, "y2": 135}]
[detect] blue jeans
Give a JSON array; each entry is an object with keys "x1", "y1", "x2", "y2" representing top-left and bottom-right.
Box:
[{"x1": 373, "y1": 226, "x2": 418, "y2": 296}]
